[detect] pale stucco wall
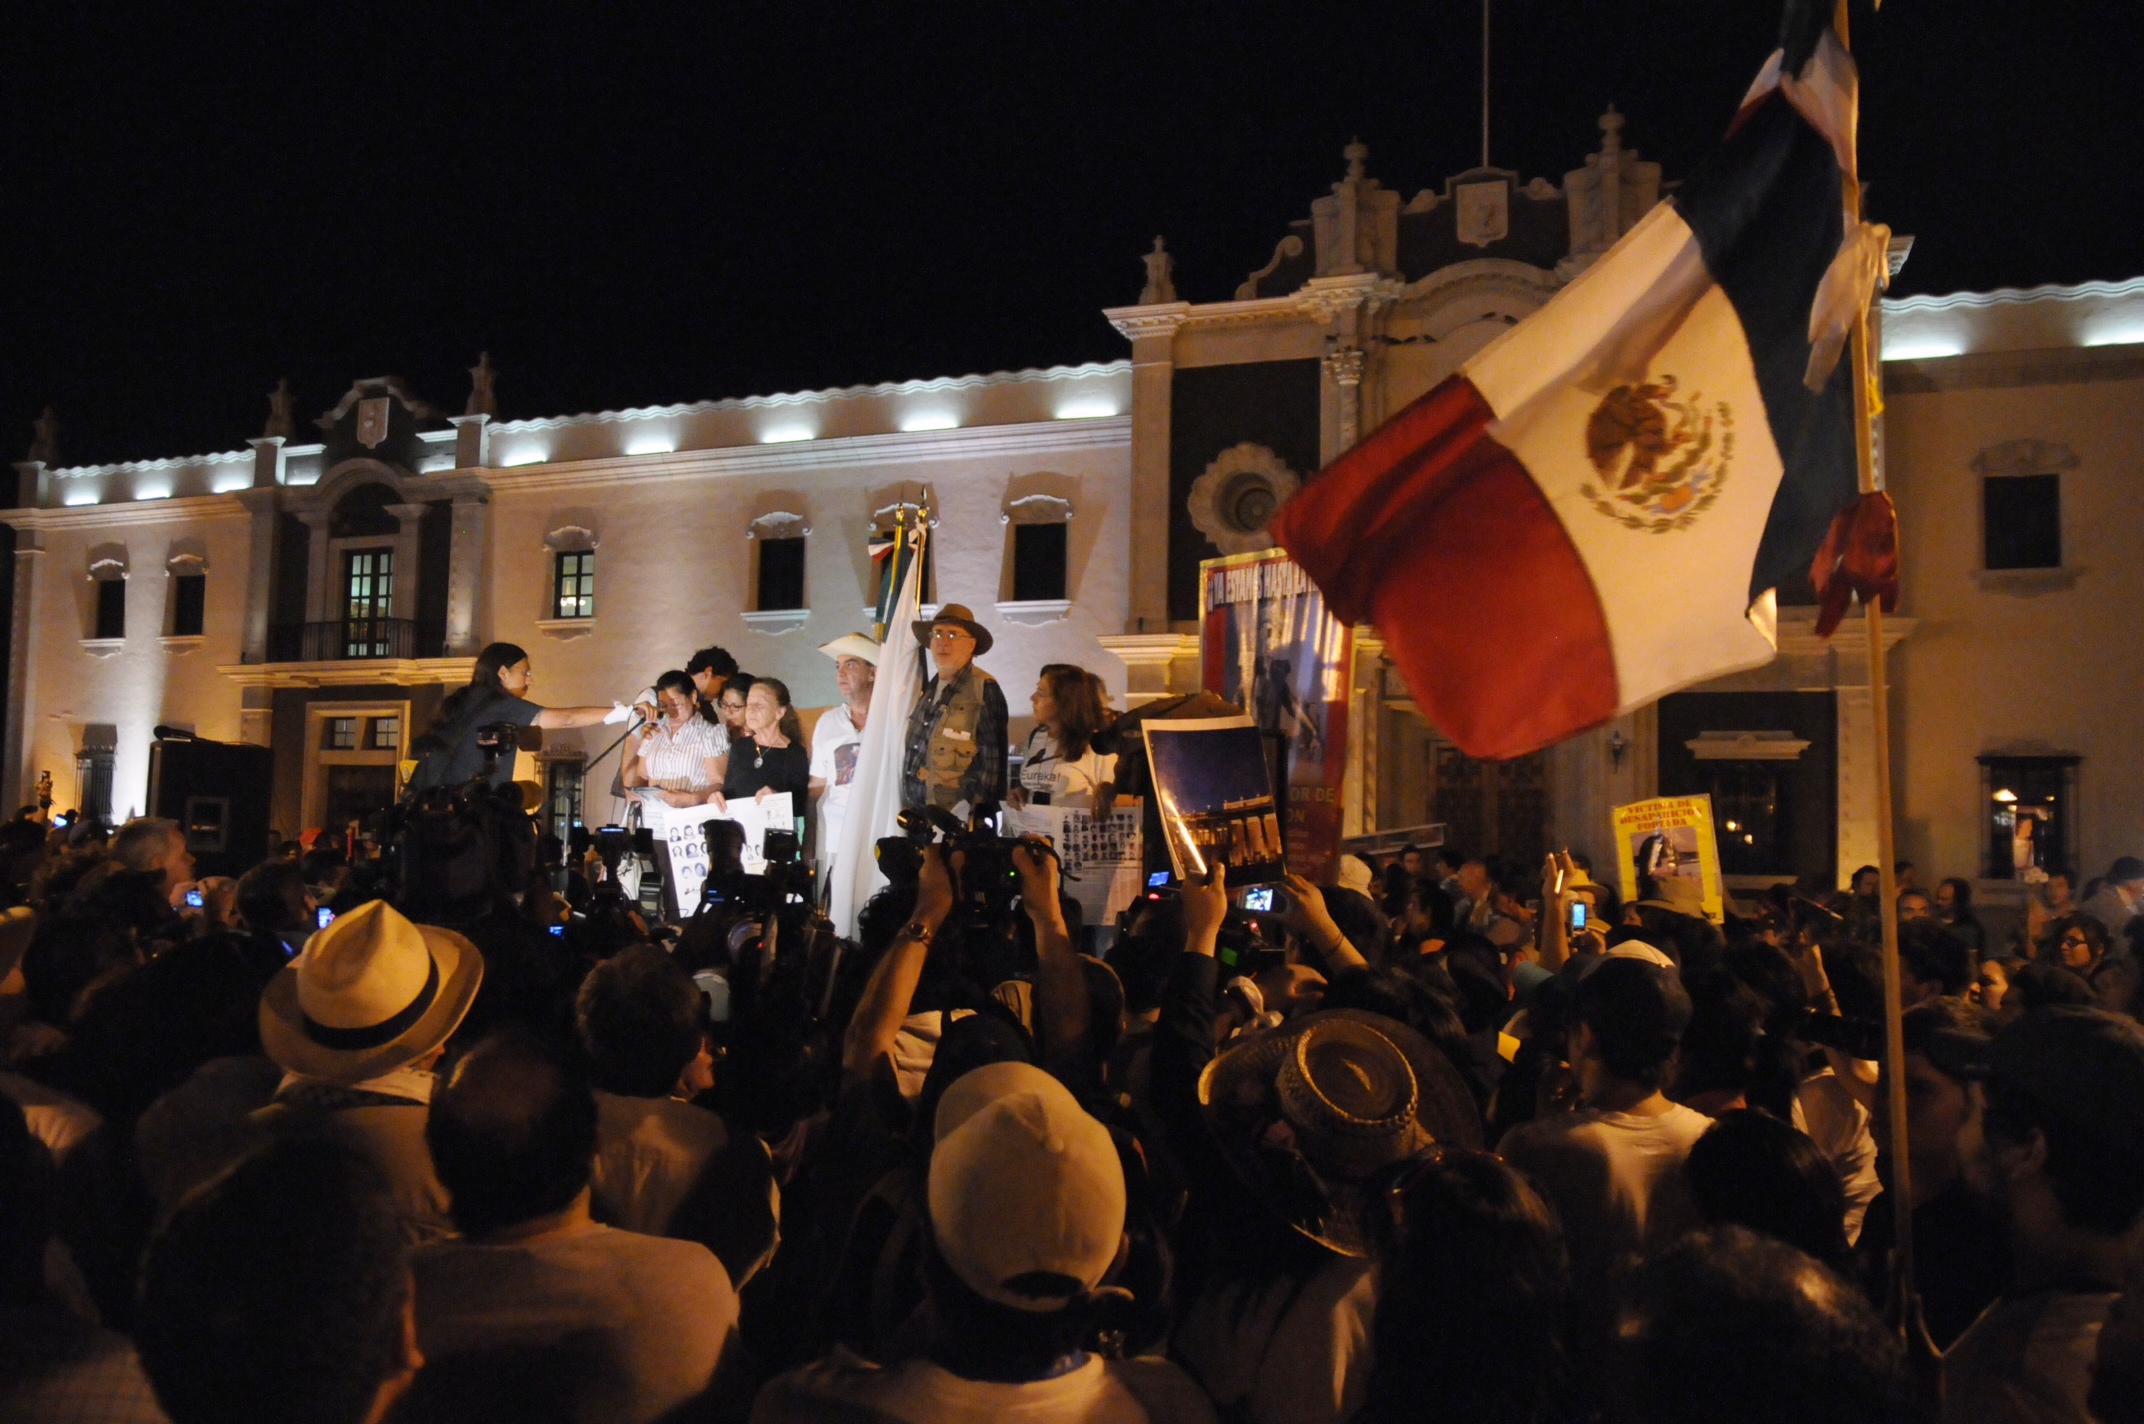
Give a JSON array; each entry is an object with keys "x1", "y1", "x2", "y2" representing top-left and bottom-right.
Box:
[
  {"x1": 27, "y1": 507, "x2": 254, "y2": 818},
  {"x1": 1885, "y1": 370, "x2": 2144, "y2": 885}
]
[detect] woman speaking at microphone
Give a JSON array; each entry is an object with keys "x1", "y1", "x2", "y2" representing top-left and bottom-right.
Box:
[{"x1": 409, "y1": 642, "x2": 636, "y2": 792}]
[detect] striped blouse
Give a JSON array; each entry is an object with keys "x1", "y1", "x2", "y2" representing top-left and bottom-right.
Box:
[{"x1": 635, "y1": 714, "x2": 727, "y2": 793}]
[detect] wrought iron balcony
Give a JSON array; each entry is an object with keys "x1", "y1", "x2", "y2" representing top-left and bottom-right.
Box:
[{"x1": 266, "y1": 618, "x2": 445, "y2": 662}]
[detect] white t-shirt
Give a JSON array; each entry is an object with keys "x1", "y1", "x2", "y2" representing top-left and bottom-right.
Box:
[
  {"x1": 1498, "y1": 1102, "x2": 1711, "y2": 1306},
  {"x1": 1016, "y1": 727, "x2": 1116, "y2": 809},
  {"x1": 751, "y1": 1348, "x2": 1218, "y2": 1424},
  {"x1": 590, "y1": 1091, "x2": 729, "y2": 1237},
  {"x1": 413, "y1": 1222, "x2": 738, "y2": 1424},
  {"x1": 810, "y1": 703, "x2": 867, "y2": 856},
  {"x1": 1173, "y1": 1255, "x2": 1374, "y2": 1424},
  {"x1": 1794, "y1": 1067, "x2": 1881, "y2": 1247}
]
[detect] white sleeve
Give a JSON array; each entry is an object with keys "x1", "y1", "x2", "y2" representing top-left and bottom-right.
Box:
[{"x1": 810, "y1": 711, "x2": 839, "y2": 780}]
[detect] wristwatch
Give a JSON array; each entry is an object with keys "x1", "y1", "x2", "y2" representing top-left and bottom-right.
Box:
[{"x1": 899, "y1": 919, "x2": 937, "y2": 943}]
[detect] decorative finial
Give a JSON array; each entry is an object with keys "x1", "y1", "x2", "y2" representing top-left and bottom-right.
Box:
[
  {"x1": 26, "y1": 407, "x2": 57, "y2": 466},
  {"x1": 466, "y1": 351, "x2": 498, "y2": 418},
  {"x1": 1599, "y1": 103, "x2": 1624, "y2": 153},
  {"x1": 264, "y1": 378, "x2": 294, "y2": 440},
  {"x1": 1344, "y1": 139, "x2": 1369, "y2": 182},
  {"x1": 1139, "y1": 236, "x2": 1178, "y2": 305}
]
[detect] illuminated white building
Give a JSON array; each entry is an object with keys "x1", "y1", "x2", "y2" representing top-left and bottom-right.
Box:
[{"x1": 7, "y1": 115, "x2": 2140, "y2": 930}]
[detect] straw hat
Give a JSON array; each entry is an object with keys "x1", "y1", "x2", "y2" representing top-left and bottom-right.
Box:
[
  {"x1": 259, "y1": 900, "x2": 483, "y2": 1083},
  {"x1": 911, "y1": 603, "x2": 993, "y2": 657},
  {"x1": 818, "y1": 633, "x2": 881, "y2": 666},
  {"x1": 1200, "y1": 1008, "x2": 1481, "y2": 1256}
]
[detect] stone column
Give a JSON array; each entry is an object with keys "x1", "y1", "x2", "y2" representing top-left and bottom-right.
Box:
[
  {"x1": 300, "y1": 509, "x2": 334, "y2": 627},
  {"x1": 385, "y1": 504, "x2": 429, "y2": 622},
  {"x1": 3, "y1": 535, "x2": 44, "y2": 811},
  {"x1": 11, "y1": 462, "x2": 46, "y2": 512},
  {"x1": 1324, "y1": 346, "x2": 1367, "y2": 453},
  {"x1": 444, "y1": 489, "x2": 491, "y2": 656},
  {"x1": 1299, "y1": 274, "x2": 1393, "y2": 464},
  {"x1": 1344, "y1": 631, "x2": 1384, "y2": 838},
  {"x1": 450, "y1": 413, "x2": 491, "y2": 471},
  {"x1": 239, "y1": 687, "x2": 273, "y2": 748},
  {"x1": 247, "y1": 435, "x2": 285, "y2": 491},
  {"x1": 237, "y1": 488, "x2": 280, "y2": 664},
  {"x1": 1103, "y1": 303, "x2": 1188, "y2": 634}
]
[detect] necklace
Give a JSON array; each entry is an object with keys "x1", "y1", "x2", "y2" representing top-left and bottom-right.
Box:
[{"x1": 754, "y1": 744, "x2": 765, "y2": 770}]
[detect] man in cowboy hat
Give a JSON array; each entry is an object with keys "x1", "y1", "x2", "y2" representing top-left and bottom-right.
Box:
[
  {"x1": 255, "y1": 899, "x2": 484, "y2": 1241},
  {"x1": 901, "y1": 604, "x2": 1008, "y2": 814},
  {"x1": 810, "y1": 632, "x2": 879, "y2": 864}
]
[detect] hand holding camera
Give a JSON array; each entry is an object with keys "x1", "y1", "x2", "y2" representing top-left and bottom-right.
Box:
[{"x1": 914, "y1": 843, "x2": 956, "y2": 933}]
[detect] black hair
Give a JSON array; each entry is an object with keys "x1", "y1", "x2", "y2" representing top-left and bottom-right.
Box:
[
  {"x1": 1982, "y1": 1078, "x2": 2144, "y2": 1235},
  {"x1": 1635, "y1": 905, "x2": 1727, "y2": 976},
  {"x1": 1900, "y1": 996, "x2": 1987, "y2": 1059},
  {"x1": 1674, "y1": 970, "x2": 1768, "y2": 1103},
  {"x1": 427, "y1": 1034, "x2": 599, "y2": 1237},
  {"x1": 1619, "y1": 1226, "x2": 1915, "y2": 1424},
  {"x1": 1574, "y1": 958, "x2": 1690, "y2": 1088},
  {"x1": 1318, "y1": 885, "x2": 1390, "y2": 968},
  {"x1": 574, "y1": 946, "x2": 706, "y2": 1098},
  {"x1": 1106, "y1": 896, "x2": 1181, "y2": 1016},
  {"x1": 2009, "y1": 960, "x2": 2098, "y2": 1011},
  {"x1": 1685, "y1": 1110, "x2": 1850, "y2": 1271},
  {"x1": 685, "y1": 645, "x2": 739, "y2": 681},
  {"x1": 653, "y1": 668, "x2": 696, "y2": 701},
  {"x1": 422, "y1": 642, "x2": 530, "y2": 747},
  {"x1": 237, "y1": 858, "x2": 311, "y2": 936},
  {"x1": 1434, "y1": 846, "x2": 1466, "y2": 874},
  {"x1": 137, "y1": 1136, "x2": 412, "y2": 1424},
  {"x1": 1364, "y1": 1153, "x2": 1571, "y2": 1424},
  {"x1": 1897, "y1": 919, "x2": 1971, "y2": 996},
  {"x1": 920, "y1": 1232, "x2": 1102, "y2": 1382}
]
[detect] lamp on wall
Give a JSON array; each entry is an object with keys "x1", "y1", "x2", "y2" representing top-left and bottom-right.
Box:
[{"x1": 1608, "y1": 728, "x2": 1627, "y2": 771}]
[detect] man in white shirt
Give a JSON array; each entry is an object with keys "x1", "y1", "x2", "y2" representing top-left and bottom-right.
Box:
[
  {"x1": 1499, "y1": 953, "x2": 1710, "y2": 1358},
  {"x1": 753, "y1": 1061, "x2": 1215, "y2": 1424},
  {"x1": 809, "y1": 634, "x2": 877, "y2": 869},
  {"x1": 415, "y1": 1035, "x2": 740, "y2": 1424}
]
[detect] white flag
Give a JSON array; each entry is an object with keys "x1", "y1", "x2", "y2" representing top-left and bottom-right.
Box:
[{"x1": 828, "y1": 521, "x2": 927, "y2": 936}]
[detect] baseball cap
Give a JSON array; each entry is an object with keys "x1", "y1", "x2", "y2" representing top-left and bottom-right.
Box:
[
  {"x1": 928, "y1": 1065, "x2": 1125, "y2": 1312},
  {"x1": 1927, "y1": 1007, "x2": 2144, "y2": 1158},
  {"x1": 1574, "y1": 954, "x2": 1693, "y2": 1059}
]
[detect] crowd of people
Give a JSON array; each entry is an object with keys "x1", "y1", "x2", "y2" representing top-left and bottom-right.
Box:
[{"x1": 1, "y1": 614, "x2": 2142, "y2": 1424}]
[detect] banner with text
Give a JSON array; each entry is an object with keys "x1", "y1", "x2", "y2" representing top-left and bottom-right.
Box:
[
  {"x1": 650, "y1": 794, "x2": 795, "y2": 919},
  {"x1": 1200, "y1": 549, "x2": 1353, "y2": 883},
  {"x1": 1610, "y1": 793, "x2": 1725, "y2": 923}
]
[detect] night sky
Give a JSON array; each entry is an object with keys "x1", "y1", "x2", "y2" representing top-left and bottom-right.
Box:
[{"x1": 6, "y1": 2, "x2": 2137, "y2": 469}]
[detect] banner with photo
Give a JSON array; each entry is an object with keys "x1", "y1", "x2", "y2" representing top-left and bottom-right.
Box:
[
  {"x1": 1001, "y1": 803, "x2": 1144, "y2": 930},
  {"x1": 1610, "y1": 793, "x2": 1725, "y2": 923},
  {"x1": 1142, "y1": 716, "x2": 1286, "y2": 886},
  {"x1": 648, "y1": 793, "x2": 795, "y2": 919},
  {"x1": 1200, "y1": 549, "x2": 1353, "y2": 884}
]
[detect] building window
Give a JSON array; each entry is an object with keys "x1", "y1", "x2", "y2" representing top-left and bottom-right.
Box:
[
  {"x1": 1012, "y1": 523, "x2": 1068, "y2": 602},
  {"x1": 756, "y1": 536, "x2": 806, "y2": 611},
  {"x1": 93, "y1": 578, "x2": 126, "y2": 640},
  {"x1": 1984, "y1": 475, "x2": 2061, "y2": 570},
  {"x1": 1981, "y1": 754, "x2": 2079, "y2": 879},
  {"x1": 74, "y1": 749, "x2": 114, "y2": 824},
  {"x1": 327, "y1": 717, "x2": 359, "y2": 751},
  {"x1": 872, "y1": 510, "x2": 933, "y2": 610},
  {"x1": 553, "y1": 551, "x2": 595, "y2": 620},
  {"x1": 371, "y1": 716, "x2": 401, "y2": 750},
  {"x1": 545, "y1": 759, "x2": 585, "y2": 844},
  {"x1": 170, "y1": 572, "x2": 206, "y2": 637}
]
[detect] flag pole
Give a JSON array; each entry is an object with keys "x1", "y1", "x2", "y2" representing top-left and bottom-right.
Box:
[{"x1": 1833, "y1": 0, "x2": 1917, "y2": 1331}]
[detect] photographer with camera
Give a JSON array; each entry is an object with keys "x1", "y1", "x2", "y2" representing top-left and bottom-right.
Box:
[{"x1": 409, "y1": 642, "x2": 635, "y2": 793}]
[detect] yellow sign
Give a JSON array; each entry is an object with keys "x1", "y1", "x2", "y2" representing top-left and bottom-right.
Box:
[{"x1": 1609, "y1": 793, "x2": 1725, "y2": 923}]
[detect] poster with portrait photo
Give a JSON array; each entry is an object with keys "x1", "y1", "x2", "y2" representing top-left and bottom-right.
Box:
[
  {"x1": 1610, "y1": 794, "x2": 1725, "y2": 922},
  {"x1": 1142, "y1": 715, "x2": 1287, "y2": 886}
]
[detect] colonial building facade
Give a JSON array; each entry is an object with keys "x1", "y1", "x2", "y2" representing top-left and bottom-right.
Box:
[{"x1": 8, "y1": 112, "x2": 2140, "y2": 927}]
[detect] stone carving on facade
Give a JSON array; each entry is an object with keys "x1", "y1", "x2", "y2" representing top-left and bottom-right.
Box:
[
  {"x1": 1236, "y1": 235, "x2": 1306, "y2": 301},
  {"x1": 27, "y1": 408, "x2": 57, "y2": 466},
  {"x1": 1311, "y1": 141, "x2": 1399, "y2": 279},
  {"x1": 264, "y1": 378, "x2": 295, "y2": 440},
  {"x1": 1562, "y1": 106, "x2": 1662, "y2": 276},
  {"x1": 1970, "y1": 438, "x2": 2078, "y2": 478},
  {"x1": 1323, "y1": 346, "x2": 1369, "y2": 449},
  {"x1": 1138, "y1": 237, "x2": 1178, "y2": 306},
  {"x1": 467, "y1": 352, "x2": 499, "y2": 417},
  {"x1": 1455, "y1": 179, "x2": 1511, "y2": 247},
  {"x1": 1188, "y1": 443, "x2": 1300, "y2": 554}
]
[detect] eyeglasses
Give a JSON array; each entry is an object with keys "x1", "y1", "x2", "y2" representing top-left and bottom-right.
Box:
[{"x1": 929, "y1": 629, "x2": 972, "y2": 644}]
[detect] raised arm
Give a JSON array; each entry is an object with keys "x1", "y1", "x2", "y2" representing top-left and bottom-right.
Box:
[
  {"x1": 534, "y1": 701, "x2": 632, "y2": 731},
  {"x1": 841, "y1": 845, "x2": 954, "y2": 1087},
  {"x1": 1015, "y1": 842, "x2": 1090, "y2": 1074},
  {"x1": 1278, "y1": 872, "x2": 1370, "y2": 976}
]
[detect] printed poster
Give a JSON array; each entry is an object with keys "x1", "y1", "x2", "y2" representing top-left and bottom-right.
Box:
[
  {"x1": 649, "y1": 793, "x2": 795, "y2": 918},
  {"x1": 1001, "y1": 803, "x2": 1144, "y2": 931},
  {"x1": 1610, "y1": 794, "x2": 1725, "y2": 923},
  {"x1": 1142, "y1": 716, "x2": 1286, "y2": 886},
  {"x1": 1200, "y1": 550, "x2": 1352, "y2": 883}
]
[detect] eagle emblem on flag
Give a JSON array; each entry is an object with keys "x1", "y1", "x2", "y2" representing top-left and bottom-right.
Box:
[{"x1": 1579, "y1": 376, "x2": 1734, "y2": 533}]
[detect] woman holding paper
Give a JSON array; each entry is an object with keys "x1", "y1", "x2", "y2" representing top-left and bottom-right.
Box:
[
  {"x1": 1008, "y1": 664, "x2": 1115, "y2": 809},
  {"x1": 714, "y1": 677, "x2": 811, "y2": 813},
  {"x1": 624, "y1": 670, "x2": 725, "y2": 808}
]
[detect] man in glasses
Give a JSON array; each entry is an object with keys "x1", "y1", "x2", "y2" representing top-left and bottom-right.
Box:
[{"x1": 900, "y1": 604, "x2": 1008, "y2": 815}]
